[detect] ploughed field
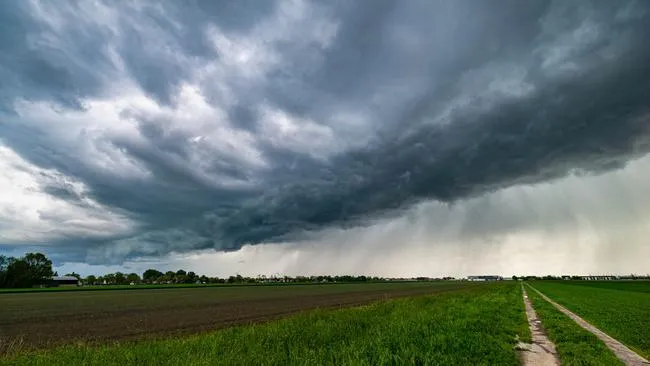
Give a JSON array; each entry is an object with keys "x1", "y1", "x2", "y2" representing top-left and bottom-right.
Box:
[
  {"x1": 0, "y1": 281, "x2": 475, "y2": 354},
  {"x1": 2, "y1": 283, "x2": 528, "y2": 365}
]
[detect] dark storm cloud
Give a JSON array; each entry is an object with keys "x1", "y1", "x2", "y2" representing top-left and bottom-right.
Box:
[
  {"x1": 1, "y1": 0, "x2": 650, "y2": 263},
  {"x1": 0, "y1": 0, "x2": 279, "y2": 109},
  {"x1": 0, "y1": 2, "x2": 105, "y2": 110},
  {"x1": 112, "y1": 0, "x2": 279, "y2": 105}
]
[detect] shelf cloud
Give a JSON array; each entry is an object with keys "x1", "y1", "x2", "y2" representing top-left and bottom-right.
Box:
[{"x1": 1, "y1": 0, "x2": 649, "y2": 274}]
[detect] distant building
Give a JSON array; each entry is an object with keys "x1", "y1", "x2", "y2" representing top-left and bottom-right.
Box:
[
  {"x1": 580, "y1": 276, "x2": 617, "y2": 281},
  {"x1": 49, "y1": 276, "x2": 81, "y2": 287},
  {"x1": 467, "y1": 275, "x2": 503, "y2": 281}
]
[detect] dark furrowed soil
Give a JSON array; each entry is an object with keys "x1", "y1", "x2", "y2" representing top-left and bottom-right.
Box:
[{"x1": 0, "y1": 282, "x2": 474, "y2": 354}]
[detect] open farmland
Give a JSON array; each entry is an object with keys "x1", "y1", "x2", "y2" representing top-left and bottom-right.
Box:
[
  {"x1": 530, "y1": 281, "x2": 650, "y2": 359},
  {"x1": 2, "y1": 283, "x2": 529, "y2": 366},
  {"x1": 524, "y1": 286, "x2": 622, "y2": 365},
  {"x1": 0, "y1": 281, "x2": 479, "y2": 354}
]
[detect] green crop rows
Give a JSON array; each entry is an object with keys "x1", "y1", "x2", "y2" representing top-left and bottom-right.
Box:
[
  {"x1": 531, "y1": 281, "x2": 650, "y2": 359},
  {"x1": 525, "y1": 286, "x2": 622, "y2": 365}
]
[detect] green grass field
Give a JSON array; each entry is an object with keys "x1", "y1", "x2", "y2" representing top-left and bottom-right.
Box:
[
  {"x1": 525, "y1": 286, "x2": 622, "y2": 366},
  {"x1": 531, "y1": 281, "x2": 650, "y2": 359},
  {"x1": 2, "y1": 283, "x2": 529, "y2": 366},
  {"x1": 538, "y1": 280, "x2": 650, "y2": 293}
]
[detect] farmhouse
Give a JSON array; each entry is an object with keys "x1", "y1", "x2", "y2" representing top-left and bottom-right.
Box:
[
  {"x1": 49, "y1": 276, "x2": 81, "y2": 287},
  {"x1": 467, "y1": 275, "x2": 503, "y2": 281}
]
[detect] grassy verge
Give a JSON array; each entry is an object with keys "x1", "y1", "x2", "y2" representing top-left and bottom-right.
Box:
[
  {"x1": 2, "y1": 283, "x2": 528, "y2": 366},
  {"x1": 525, "y1": 285, "x2": 622, "y2": 365},
  {"x1": 531, "y1": 281, "x2": 650, "y2": 359}
]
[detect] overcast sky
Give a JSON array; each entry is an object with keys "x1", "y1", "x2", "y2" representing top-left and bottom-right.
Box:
[{"x1": 1, "y1": 0, "x2": 649, "y2": 277}]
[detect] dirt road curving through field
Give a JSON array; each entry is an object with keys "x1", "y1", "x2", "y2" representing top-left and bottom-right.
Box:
[
  {"x1": 527, "y1": 285, "x2": 650, "y2": 366},
  {"x1": 518, "y1": 285, "x2": 560, "y2": 366}
]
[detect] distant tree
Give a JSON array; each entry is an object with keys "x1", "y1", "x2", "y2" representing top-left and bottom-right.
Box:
[
  {"x1": 176, "y1": 269, "x2": 187, "y2": 277},
  {"x1": 165, "y1": 271, "x2": 176, "y2": 279},
  {"x1": 295, "y1": 276, "x2": 308, "y2": 283},
  {"x1": 0, "y1": 252, "x2": 53, "y2": 288},
  {"x1": 175, "y1": 274, "x2": 188, "y2": 284},
  {"x1": 86, "y1": 275, "x2": 97, "y2": 285},
  {"x1": 512, "y1": 275, "x2": 518, "y2": 281},
  {"x1": 5, "y1": 259, "x2": 32, "y2": 288},
  {"x1": 158, "y1": 275, "x2": 170, "y2": 283},
  {"x1": 187, "y1": 271, "x2": 197, "y2": 282},
  {"x1": 0, "y1": 255, "x2": 13, "y2": 287},
  {"x1": 65, "y1": 272, "x2": 81, "y2": 280},
  {"x1": 23, "y1": 253, "x2": 54, "y2": 285},
  {"x1": 103, "y1": 273, "x2": 116, "y2": 285},
  {"x1": 126, "y1": 273, "x2": 140, "y2": 284},
  {"x1": 0, "y1": 255, "x2": 9, "y2": 270},
  {"x1": 142, "y1": 269, "x2": 163, "y2": 283},
  {"x1": 114, "y1": 272, "x2": 126, "y2": 285}
]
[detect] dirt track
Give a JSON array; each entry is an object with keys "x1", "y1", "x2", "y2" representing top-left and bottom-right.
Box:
[
  {"x1": 518, "y1": 286, "x2": 559, "y2": 366},
  {"x1": 528, "y1": 285, "x2": 650, "y2": 366},
  {"x1": 0, "y1": 282, "x2": 471, "y2": 353}
]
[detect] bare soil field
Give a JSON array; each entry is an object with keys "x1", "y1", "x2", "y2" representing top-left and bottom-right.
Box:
[{"x1": 0, "y1": 282, "x2": 473, "y2": 354}]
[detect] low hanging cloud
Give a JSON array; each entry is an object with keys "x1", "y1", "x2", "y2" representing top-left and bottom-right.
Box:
[
  {"x1": 1, "y1": 0, "x2": 650, "y2": 269},
  {"x1": 59, "y1": 154, "x2": 650, "y2": 277}
]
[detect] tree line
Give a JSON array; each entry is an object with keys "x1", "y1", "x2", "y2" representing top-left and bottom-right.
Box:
[
  {"x1": 4, "y1": 252, "x2": 647, "y2": 289},
  {"x1": 82, "y1": 271, "x2": 390, "y2": 286},
  {"x1": 0, "y1": 252, "x2": 393, "y2": 288},
  {"x1": 0, "y1": 253, "x2": 54, "y2": 288}
]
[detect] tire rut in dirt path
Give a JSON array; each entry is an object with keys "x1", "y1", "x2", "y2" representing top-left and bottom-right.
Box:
[
  {"x1": 518, "y1": 285, "x2": 560, "y2": 366},
  {"x1": 527, "y1": 285, "x2": 650, "y2": 366}
]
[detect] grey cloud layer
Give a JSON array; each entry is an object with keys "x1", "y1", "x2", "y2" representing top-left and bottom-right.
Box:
[{"x1": 1, "y1": 0, "x2": 649, "y2": 263}]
